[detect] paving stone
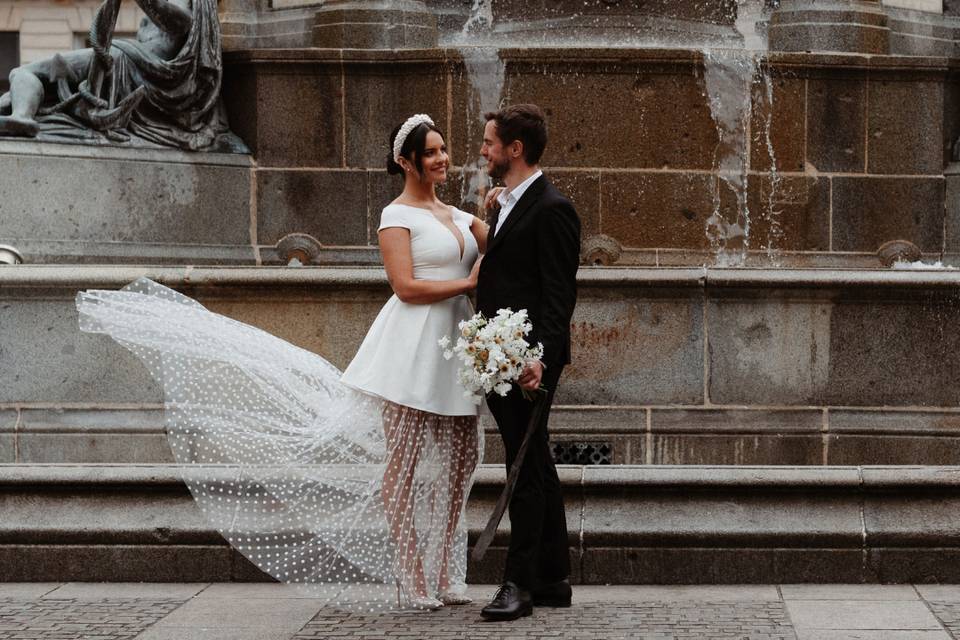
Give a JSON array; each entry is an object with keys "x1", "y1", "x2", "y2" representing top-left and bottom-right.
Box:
[
  {"x1": 786, "y1": 600, "x2": 942, "y2": 630},
  {"x1": 292, "y1": 601, "x2": 797, "y2": 640},
  {"x1": 780, "y1": 584, "x2": 920, "y2": 601},
  {"x1": 0, "y1": 598, "x2": 185, "y2": 640}
]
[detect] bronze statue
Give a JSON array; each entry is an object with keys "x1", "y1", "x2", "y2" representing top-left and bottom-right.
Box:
[{"x1": 0, "y1": 0, "x2": 246, "y2": 152}]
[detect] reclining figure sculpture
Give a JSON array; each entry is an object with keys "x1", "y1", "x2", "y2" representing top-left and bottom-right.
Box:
[{"x1": 0, "y1": 0, "x2": 245, "y2": 152}]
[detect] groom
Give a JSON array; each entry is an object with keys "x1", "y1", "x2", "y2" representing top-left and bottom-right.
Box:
[{"x1": 476, "y1": 104, "x2": 581, "y2": 621}]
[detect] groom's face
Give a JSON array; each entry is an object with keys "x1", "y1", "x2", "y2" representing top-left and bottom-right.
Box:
[{"x1": 481, "y1": 120, "x2": 511, "y2": 180}]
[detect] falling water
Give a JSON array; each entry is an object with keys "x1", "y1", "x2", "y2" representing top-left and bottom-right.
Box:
[
  {"x1": 702, "y1": 0, "x2": 778, "y2": 265},
  {"x1": 442, "y1": 0, "x2": 781, "y2": 263},
  {"x1": 449, "y1": 0, "x2": 505, "y2": 208}
]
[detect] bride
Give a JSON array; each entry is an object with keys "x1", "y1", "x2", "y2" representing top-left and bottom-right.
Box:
[{"x1": 77, "y1": 114, "x2": 490, "y2": 612}]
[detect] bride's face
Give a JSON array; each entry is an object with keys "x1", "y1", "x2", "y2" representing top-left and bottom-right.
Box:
[{"x1": 415, "y1": 131, "x2": 449, "y2": 184}]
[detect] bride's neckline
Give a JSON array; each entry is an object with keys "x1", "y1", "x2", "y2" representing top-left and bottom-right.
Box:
[
  {"x1": 389, "y1": 203, "x2": 467, "y2": 261},
  {"x1": 390, "y1": 202, "x2": 455, "y2": 214}
]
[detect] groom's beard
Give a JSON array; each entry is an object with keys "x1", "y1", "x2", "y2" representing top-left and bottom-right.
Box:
[{"x1": 486, "y1": 156, "x2": 510, "y2": 180}]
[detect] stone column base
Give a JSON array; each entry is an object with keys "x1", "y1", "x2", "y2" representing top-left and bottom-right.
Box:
[
  {"x1": 312, "y1": 0, "x2": 438, "y2": 49},
  {"x1": 769, "y1": 0, "x2": 890, "y2": 54}
]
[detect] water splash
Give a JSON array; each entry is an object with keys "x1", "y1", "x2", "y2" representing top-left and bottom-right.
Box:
[
  {"x1": 702, "y1": 0, "x2": 777, "y2": 265},
  {"x1": 449, "y1": 0, "x2": 505, "y2": 208}
]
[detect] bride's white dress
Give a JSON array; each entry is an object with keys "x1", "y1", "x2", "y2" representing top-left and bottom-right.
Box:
[{"x1": 75, "y1": 204, "x2": 483, "y2": 612}]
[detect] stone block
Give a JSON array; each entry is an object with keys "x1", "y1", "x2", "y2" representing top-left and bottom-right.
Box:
[
  {"x1": 786, "y1": 599, "x2": 943, "y2": 631},
  {"x1": 0, "y1": 142, "x2": 252, "y2": 260},
  {"x1": 945, "y1": 163, "x2": 960, "y2": 255},
  {"x1": 0, "y1": 411, "x2": 14, "y2": 464},
  {"x1": 737, "y1": 175, "x2": 831, "y2": 253},
  {"x1": 0, "y1": 545, "x2": 234, "y2": 581},
  {"x1": 868, "y1": 548, "x2": 960, "y2": 582},
  {"x1": 806, "y1": 72, "x2": 868, "y2": 173},
  {"x1": 561, "y1": 288, "x2": 705, "y2": 405},
  {"x1": 221, "y1": 55, "x2": 343, "y2": 168},
  {"x1": 750, "y1": 73, "x2": 806, "y2": 174},
  {"x1": 581, "y1": 548, "x2": 869, "y2": 584},
  {"x1": 583, "y1": 490, "x2": 861, "y2": 548},
  {"x1": 491, "y1": 55, "x2": 718, "y2": 170},
  {"x1": 549, "y1": 170, "x2": 601, "y2": 240},
  {"x1": 863, "y1": 494, "x2": 960, "y2": 547},
  {"x1": 707, "y1": 294, "x2": 834, "y2": 406},
  {"x1": 822, "y1": 294, "x2": 960, "y2": 406},
  {"x1": 200, "y1": 289, "x2": 389, "y2": 372},
  {"x1": 830, "y1": 409, "x2": 960, "y2": 435},
  {"x1": 828, "y1": 435, "x2": 960, "y2": 465},
  {"x1": 342, "y1": 59, "x2": 449, "y2": 168},
  {"x1": 769, "y1": 6, "x2": 890, "y2": 54},
  {"x1": 312, "y1": 4, "x2": 438, "y2": 49},
  {"x1": 652, "y1": 408, "x2": 823, "y2": 432},
  {"x1": 648, "y1": 408, "x2": 824, "y2": 465},
  {"x1": 827, "y1": 410, "x2": 960, "y2": 464},
  {"x1": 867, "y1": 75, "x2": 943, "y2": 175},
  {"x1": 0, "y1": 298, "x2": 161, "y2": 404},
  {"x1": 17, "y1": 409, "x2": 171, "y2": 464},
  {"x1": 256, "y1": 169, "x2": 370, "y2": 246},
  {"x1": 709, "y1": 285, "x2": 960, "y2": 407},
  {"x1": 831, "y1": 176, "x2": 945, "y2": 252},
  {"x1": 600, "y1": 173, "x2": 829, "y2": 252},
  {"x1": 650, "y1": 434, "x2": 823, "y2": 465},
  {"x1": 600, "y1": 171, "x2": 716, "y2": 250}
]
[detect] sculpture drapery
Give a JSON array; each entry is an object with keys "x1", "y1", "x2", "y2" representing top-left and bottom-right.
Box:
[{"x1": 0, "y1": 0, "x2": 247, "y2": 152}]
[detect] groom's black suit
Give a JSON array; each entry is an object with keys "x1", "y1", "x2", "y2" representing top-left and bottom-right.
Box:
[{"x1": 476, "y1": 174, "x2": 581, "y2": 590}]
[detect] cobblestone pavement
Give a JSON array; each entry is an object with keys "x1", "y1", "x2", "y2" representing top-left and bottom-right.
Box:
[
  {"x1": 0, "y1": 598, "x2": 185, "y2": 640},
  {"x1": 293, "y1": 601, "x2": 797, "y2": 640},
  {"x1": 2, "y1": 584, "x2": 960, "y2": 639}
]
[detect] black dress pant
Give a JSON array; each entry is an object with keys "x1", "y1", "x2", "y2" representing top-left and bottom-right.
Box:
[{"x1": 486, "y1": 364, "x2": 570, "y2": 590}]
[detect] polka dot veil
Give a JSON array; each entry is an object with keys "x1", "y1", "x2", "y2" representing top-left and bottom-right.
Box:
[{"x1": 77, "y1": 278, "x2": 483, "y2": 612}]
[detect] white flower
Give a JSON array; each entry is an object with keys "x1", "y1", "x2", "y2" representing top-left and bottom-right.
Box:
[{"x1": 438, "y1": 335, "x2": 450, "y2": 349}]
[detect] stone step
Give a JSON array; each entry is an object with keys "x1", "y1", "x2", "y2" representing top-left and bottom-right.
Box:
[
  {"x1": 2, "y1": 463, "x2": 960, "y2": 584},
  {"x1": 6, "y1": 406, "x2": 960, "y2": 466}
]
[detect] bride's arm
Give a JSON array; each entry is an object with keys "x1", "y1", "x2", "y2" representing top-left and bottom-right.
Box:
[
  {"x1": 380, "y1": 228, "x2": 477, "y2": 304},
  {"x1": 470, "y1": 216, "x2": 490, "y2": 254}
]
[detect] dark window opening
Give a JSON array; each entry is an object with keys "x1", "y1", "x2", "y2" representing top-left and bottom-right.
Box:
[{"x1": 0, "y1": 33, "x2": 18, "y2": 94}]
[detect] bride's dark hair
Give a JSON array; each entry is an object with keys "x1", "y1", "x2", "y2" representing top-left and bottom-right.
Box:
[{"x1": 387, "y1": 121, "x2": 445, "y2": 176}]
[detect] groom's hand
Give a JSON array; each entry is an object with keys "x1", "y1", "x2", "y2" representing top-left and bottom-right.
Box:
[
  {"x1": 519, "y1": 359, "x2": 543, "y2": 391},
  {"x1": 483, "y1": 187, "x2": 504, "y2": 213}
]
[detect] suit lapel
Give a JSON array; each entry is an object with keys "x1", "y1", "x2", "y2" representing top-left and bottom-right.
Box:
[{"x1": 486, "y1": 176, "x2": 546, "y2": 256}]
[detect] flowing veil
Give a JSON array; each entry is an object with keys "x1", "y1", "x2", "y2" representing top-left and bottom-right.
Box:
[{"x1": 77, "y1": 278, "x2": 482, "y2": 612}]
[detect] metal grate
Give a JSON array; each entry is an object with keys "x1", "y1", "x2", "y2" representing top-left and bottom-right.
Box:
[{"x1": 552, "y1": 441, "x2": 612, "y2": 465}]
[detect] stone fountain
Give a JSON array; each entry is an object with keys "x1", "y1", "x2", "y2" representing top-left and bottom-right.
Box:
[{"x1": 3, "y1": 0, "x2": 960, "y2": 584}]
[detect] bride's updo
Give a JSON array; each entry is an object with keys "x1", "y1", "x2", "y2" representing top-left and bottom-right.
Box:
[{"x1": 387, "y1": 120, "x2": 445, "y2": 176}]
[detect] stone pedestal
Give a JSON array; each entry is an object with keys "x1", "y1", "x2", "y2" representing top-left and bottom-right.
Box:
[
  {"x1": 769, "y1": 0, "x2": 890, "y2": 53},
  {"x1": 219, "y1": 0, "x2": 319, "y2": 50},
  {"x1": 312, "y1": 0, "x2": 438, "y2": 49}
]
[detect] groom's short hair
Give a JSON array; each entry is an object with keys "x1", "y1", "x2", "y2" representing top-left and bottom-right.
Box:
[{"x1": 484, "y1": 104, "x2": 547, "y2": 166}]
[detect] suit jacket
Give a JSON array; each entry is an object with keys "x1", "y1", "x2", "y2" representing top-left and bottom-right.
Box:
[{"x1": 476, "y1": 175, "x2": 581, "y2": 369}]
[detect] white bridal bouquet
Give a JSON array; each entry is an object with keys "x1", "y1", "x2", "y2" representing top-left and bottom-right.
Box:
[{"x1": 439, "y1": 308, "x2": 544, "y2": 404}]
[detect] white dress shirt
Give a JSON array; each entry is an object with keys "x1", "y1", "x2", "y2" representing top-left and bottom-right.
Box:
[{"x1": 494, "y1": 169, "x2": 543, "y2": 236}]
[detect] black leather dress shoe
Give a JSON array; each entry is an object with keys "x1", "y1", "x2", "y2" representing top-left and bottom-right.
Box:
[
  {"x1": 480, "y1": 581, "x2": 533, "y2": 621},
  {"x1": 532, "y1": 578, "x2": 572, "y2": 607}
]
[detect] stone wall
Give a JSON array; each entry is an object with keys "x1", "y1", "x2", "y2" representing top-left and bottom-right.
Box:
[
  {"x1": 3, "y1": 266, "x2": 960, "y2": 468},
  {"x1": 218, "y1": 48, "x2": 960, "y2": 268}
]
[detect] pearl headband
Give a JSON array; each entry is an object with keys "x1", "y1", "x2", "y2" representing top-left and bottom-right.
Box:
[{"x1": 393, "y1": 113, "x2": 435, "y2": 164}]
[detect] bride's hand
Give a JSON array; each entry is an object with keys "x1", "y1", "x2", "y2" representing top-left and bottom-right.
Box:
[
  {"x1": 467, "y1": 256, "x2": 483, "y2": 288},
  {"x1": 483, "y1": 187, "x2": 505, "y2": 213}
]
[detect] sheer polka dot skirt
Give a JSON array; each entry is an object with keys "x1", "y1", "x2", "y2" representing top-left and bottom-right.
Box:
[{"x1": 77, "y1": 278, "x2": 483, "y2": 613}]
